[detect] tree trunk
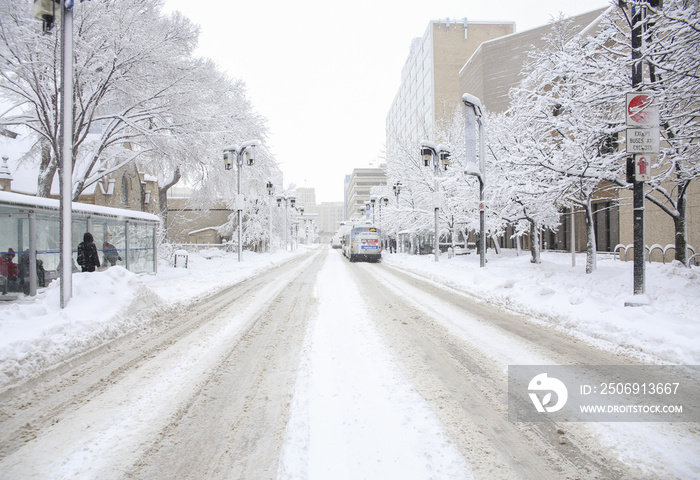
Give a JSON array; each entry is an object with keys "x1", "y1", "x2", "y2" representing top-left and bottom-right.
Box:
[
  {"x1": 674, "y1": 182, "x2": 688, "y2": 264},
  {"x1": 529, "y1": 220, "x2": 541, "y2": 264},
  {"x1": 583, "y1": 198, "x2": 597, "y2": 274},
  {"x1": 158, "y1": 167, "x2": 181, "y2": 239},
  {"x1": 36, "y1": 142, "x2": 57, "y2": 198}
]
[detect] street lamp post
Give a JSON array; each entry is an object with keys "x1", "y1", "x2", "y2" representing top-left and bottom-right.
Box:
[
  {"x1": 393, "y1": 182, "x2": 402, "y2": 253},
  {"x1": 371, "y1": 195, "x2": 390, "y2": 250},
  {"x1": 34, "y1": 0, "x2": 75, "y2": 307},
  {"x1": 463, "y1": 93, "x2": 486, "y2": 268},
  {"x1": 299, "y1": 206, "x2": 305, "y2": 245},
  {"x1": 420, "y1": 141, "x2": 450, "y2": 262},
  {"x1": 276, "y1": 194, "x2": 296, "y2": 251},
  {"x1": 266, "y1": 181, "x2": 273, "y2": 252},
  {"x1": 223, "y1": 140, "x2": 257, "y2": 262}
]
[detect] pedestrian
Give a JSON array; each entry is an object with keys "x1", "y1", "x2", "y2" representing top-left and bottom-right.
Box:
[
  {"x1": 103, "y1": 240, "x2": 122, "y2": 267},
  {"x1": 0, "y1": 248, "x2": 19, "y2": 294},
  {"x1": 77, "y1": 232, "x2": 101, "y2": 272}
]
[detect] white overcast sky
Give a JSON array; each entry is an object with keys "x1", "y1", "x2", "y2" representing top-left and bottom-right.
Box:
[{"x1": 164, "y1": 0, "x2": 613, "y2": 202}]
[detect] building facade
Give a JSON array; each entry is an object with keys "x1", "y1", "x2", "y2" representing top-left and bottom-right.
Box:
[
  {"x1": 315, "y1": 202, "x2": 345, "y2": 243},
  {"x1": 386, "y1": 18, "x2": 514, "y2": 154},
  {"x1": 459, "y1": 9, "x2": 607, "y2": 115},
  {"x1": 344, "y1": 168, "x2": 387, "y2": 221}
]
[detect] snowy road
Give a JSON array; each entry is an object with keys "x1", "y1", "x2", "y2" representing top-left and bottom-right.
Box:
[{"x1": 0, "y1": 247, "x2": 696, "y2": 479}]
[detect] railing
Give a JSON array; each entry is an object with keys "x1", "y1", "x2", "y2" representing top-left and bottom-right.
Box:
[{"x1": 613, "y1": 243, "x2": 698, "y2": 267}]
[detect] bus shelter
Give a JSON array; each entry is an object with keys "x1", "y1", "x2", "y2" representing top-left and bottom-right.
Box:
[{"x1": 0, "y1": 191, "x2": 159, "y2": 296}]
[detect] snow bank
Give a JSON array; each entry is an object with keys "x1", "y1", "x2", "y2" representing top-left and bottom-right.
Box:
[{"x1": 383, "y1": 250, "x2": 700, "y2": 365}]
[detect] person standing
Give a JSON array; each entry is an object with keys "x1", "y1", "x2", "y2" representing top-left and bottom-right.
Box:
[
  {"x1": 77, "y1": 233, "x2": 101, "y2": 272},
  {"x1": 0, "y1": 248, "x2": 19, "y2": 294}
]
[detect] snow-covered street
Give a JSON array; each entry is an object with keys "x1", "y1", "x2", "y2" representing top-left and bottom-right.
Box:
[{"x1": 0, "y1": 246, "x2": 699, "y2": 479}]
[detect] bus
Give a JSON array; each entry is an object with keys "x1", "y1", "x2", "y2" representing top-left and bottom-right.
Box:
[{"x1": 342, "y1": 226, "x2": 382, "y2": 262}]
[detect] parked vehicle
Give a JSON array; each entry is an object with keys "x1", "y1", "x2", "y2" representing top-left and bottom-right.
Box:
[{"x1": 342, "y1": 226, "x2": 382, "y2": 262}]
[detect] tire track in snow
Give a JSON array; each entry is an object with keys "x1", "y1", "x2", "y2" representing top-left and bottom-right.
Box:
[{"x1": 278, "y1": 249, "x2": 474, "y2": 480}]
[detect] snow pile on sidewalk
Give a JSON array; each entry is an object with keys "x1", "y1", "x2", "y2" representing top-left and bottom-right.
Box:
[
  {"x1": 0, "y1": 248, "x2": 306, "y2": 389},
  {"x1": 384, "y1": 250, "x2": 700, "y2": 365}
]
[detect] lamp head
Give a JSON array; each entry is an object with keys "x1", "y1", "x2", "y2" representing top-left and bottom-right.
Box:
[
  {"x1": 421, "y1": 147, "x2": 433, "y2": 167},
  {"x1": 223, "y1": 151, "x2": 233, "y2": 170},
  {"x1": 462, "y1": 93, "x2": 483, "y2": 117},
  {"x1": 242, "y1": 145, "x2": 256, "y2": 166}
]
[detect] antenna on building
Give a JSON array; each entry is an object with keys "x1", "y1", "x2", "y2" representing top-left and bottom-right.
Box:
[{"x1": 463, "y1": 17, "x2": 468, "y2": 39}]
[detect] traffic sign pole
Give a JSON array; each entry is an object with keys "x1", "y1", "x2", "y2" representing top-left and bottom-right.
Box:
[{"x1": 627, "y1": 3, "x2": 649, "y2": 303}]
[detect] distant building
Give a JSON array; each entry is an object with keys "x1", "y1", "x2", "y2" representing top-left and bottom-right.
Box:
[
  {"x1": 344, "y1": 168, "x2": 387, "y2": 221},
  {"x1": 316, "y1": 202, "x2": 345, "y2": 243},
  {"x1": 288, "y1": 187, "x2": 344, "y2": 243},
  {"x1": 295, "y1": 187, "x2": 316, "y2": 211}
]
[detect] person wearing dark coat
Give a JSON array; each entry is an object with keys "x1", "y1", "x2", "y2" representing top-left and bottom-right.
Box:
[{"x1": 77, "y1": 232, "x2": 101, "y2": 272}]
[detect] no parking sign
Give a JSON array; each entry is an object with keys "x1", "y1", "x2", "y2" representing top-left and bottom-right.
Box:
[{"x1": 626, "y1": 92, "x2": 659, "y2": 155}]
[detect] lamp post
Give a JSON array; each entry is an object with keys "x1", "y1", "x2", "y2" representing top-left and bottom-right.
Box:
[
  {"x1": 223, "y1": 140, "x2": 257, "y2": 262},
  {"x1": 393, "y1": 182, "x2": 402, "y2": 253},
  {"x1": 463, "y1": 93, "x2": 486, "y2": 268},
  {"x1": 371, "y1": 195, "x2": 390, "y2": 250},
  {"x1": 276, "y1": 194, "x2": 296, "y2": 251},
  {"x1": 420, "y1": 141, "x2": 451, "y2": 262},
  {"x1": 299, "y1": 206, "x2": 305, "y2": 245},
  {"x1": 34, "y1": 0, "x2": 75, "y2": 307},
  {"x1": 266, "y1": 181, "x2": 273, "y2": 252}
]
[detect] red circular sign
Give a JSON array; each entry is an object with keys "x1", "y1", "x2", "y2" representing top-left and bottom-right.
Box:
[{"x1": 628, "y1": 94, "x2": 654, "y2": 125}]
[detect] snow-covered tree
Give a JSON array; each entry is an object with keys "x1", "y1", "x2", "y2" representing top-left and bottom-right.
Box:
[
  {"x1": 508, "y1": 14, "x2": 629, "y2": 272},
  {"x1": 487, "y1": 110, "x2": 568, "y2": 264},
  {"x1": 0, "y1": 0, "x2": 269, "y2": 207}
]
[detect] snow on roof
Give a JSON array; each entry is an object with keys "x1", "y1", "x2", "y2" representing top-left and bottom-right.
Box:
[
  {"x1": 188, "y1": 226, "x2": 219, "y2": 235},
  {"x1": 0, "y1": 191, "x2": 160, "y2": 222}
]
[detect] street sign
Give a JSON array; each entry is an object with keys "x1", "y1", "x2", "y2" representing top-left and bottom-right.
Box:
[
  {"x1": 626, "y1": 92, "x2": 658, "y2": 127},
  {"x1": 634, "y1": 154, "x2": 653, "y2": 182},
  {"x1": 626, "y1": 128, "x2": 660, "y2": 154}
]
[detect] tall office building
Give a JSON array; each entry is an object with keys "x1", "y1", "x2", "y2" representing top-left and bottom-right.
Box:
[
  {"x1": 385, "y1": 18, "x2": 514, "y2": 157},
  {"x1": 344, "y1": 167, "x2": 387, "y2": 221}
]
